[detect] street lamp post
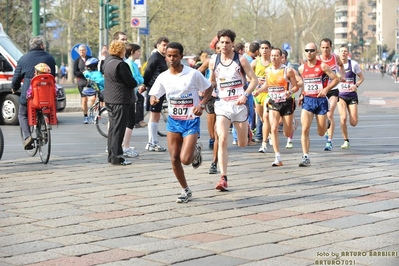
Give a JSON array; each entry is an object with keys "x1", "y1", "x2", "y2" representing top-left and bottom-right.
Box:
[{"x1": 348, "y1": 43, "x2": 352, "y2": 58}]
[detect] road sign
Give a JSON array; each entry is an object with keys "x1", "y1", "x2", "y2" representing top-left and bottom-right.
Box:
[
  {"x1": 139, "y1": 28, "x2": 149, "y2": 35},
  {"x1": 131, "y1": 0, "x2": 147, "y2": 29},
  {"x1": 71, "y1": 44, "x2": 92, "y2": 61},
  {"x1": 132, "y1": 0, "x2": 147, "y2": 16},
  {"x1": 282, "y1": 42, "x2": 291, "y2": 51},
  {"x1": 131, "y1": 16, "x2": 147, "y2": 29}
]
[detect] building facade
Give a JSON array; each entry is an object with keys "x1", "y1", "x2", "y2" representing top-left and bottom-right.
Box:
[{"x1": 334, "y1": 0, "x2": 399, "y2": 62}]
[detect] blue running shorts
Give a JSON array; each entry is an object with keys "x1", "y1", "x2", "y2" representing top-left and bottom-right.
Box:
[
  {"x1": 302, "y1": 96, "x2": 329, "y2": 115},
  {"x1": 167, "y1": 117, "x2": 201, "y2": 138}
]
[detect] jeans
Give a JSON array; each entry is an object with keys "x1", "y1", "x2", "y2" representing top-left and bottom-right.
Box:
[
  {"x1": 254, "y1": 113, "x2": 263, "y2": 141},
  {"x1": 18, "y1": 104, "x2": 30, "y2": 140}
]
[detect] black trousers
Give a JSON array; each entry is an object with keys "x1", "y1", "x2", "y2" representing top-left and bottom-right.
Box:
[
  {"x1": 106, "y1": 103, "x2": 129, "y2": 164},
  {"x1": 135, "y1": 92, "x2": 144, "y2": 124}
]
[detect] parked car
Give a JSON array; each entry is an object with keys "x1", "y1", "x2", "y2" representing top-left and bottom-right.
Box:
[{"x1": 0, "y1": 22, "x2": 66, "y2": 125}]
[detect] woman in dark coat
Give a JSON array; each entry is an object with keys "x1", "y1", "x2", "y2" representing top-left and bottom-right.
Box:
[{"x1": 103, "y1": 40, "x2": 137, "y2": 165}]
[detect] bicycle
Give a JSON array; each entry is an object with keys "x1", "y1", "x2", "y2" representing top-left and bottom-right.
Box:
[
  {"x1": 96, "y1": 97, "x2": 168, "y2": 138},
  {"x1": 21, "y1": 74, "x2": 57, "y2": 164},
  {"x1": 143, "y1": 99, "x2": 168, "y2": 137},
  {"x1": 21, "y1": 108, "x2": 52, "y2": 164},
  {"x1": 0, "y1": 126, "x2": 4, "y2": 160},
  {"x1": 84, "y1": 81, "x2": 109, "y2": 138}
]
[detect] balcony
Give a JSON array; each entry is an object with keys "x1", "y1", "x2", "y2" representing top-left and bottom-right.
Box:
[
  {"x1": 335, "y1": 27, "x2": 348, "y2": 34},
  {"x1": 368, "y1": 25, "x2": 376, "y2": 32},
  {"x1": 336, "y1": 5, "x2": 348, "y2": 13},
  {"x1": 335, "y1": 0, "x2": 348, "y2": 5},
  {"x1": 368, "y1": 0, "x2": 376, "y2": 7},
  {"x1": 334, "y1": 38, "x2": 348, "y2": 45},
  {"x1": 368, "y1": 12, "x2": 376, "y2": 20},
  {"x1": 335, "y1": 16, "x2": 348, "y2": 23}
]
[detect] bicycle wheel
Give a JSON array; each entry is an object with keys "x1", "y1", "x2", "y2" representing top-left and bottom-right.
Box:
[
  {"x1": 37, "y1": 113, "x2": 51, "y2": 164},
  {"x1": 20, "y1": 125, "x2": 38, "y2": 157},
  {"x1": 157, "y1": 109, "x2": 168, "y2": 137},
  {"x1": 0, "y1": 127, "x2": 4, "y2": 160},
  {"x1": 95, "y1": 107, "x2": 109, "y2": 138}
]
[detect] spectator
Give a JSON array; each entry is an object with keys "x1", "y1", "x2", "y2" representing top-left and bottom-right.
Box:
[
  {"x1": 73, "y1": 44, "x2": 93, "y2": 124},
  {"x1": 103, "y1": 40, "x2": 137, "y2": 166}
]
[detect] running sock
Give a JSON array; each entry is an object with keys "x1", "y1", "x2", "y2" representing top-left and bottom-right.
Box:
[
  {"x1": 84, "y1": 114, "x2": 88, "y2": 117},
  {"x1": 184, "y1": 187, "x2": 190, "y2": 192},
  {"x1": 345, "y1": 139, "x2": 349, "y2": 142},
  {"x1": 275, "y1": 152, "x2": 280, "y2": 157},
  {"x1": 149, "y1": 122, "x2": 158, "y2": 144},
  {"x1": 327, "y1": 138, "x2": 332, "y2": 142},
  {"x1": 287, "y1": 137, "x2": 292, "y2": 143},
  {"x1": 304, "y1": 154, "x2": 309, "y2": 158},
  {"x1": 221, "y1": 175, "x2": 228, "y2": 181}
]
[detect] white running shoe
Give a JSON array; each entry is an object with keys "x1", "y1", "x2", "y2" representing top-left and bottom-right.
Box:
[
  {"x1": 258, "y1": 142, "x2": 267, "y2": 153},
  {"x1": 123, "y1": 147, "x2": 139, "y2": 158}
]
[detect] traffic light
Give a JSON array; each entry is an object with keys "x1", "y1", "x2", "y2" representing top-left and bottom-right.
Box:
[
  {"x1": 105, "y1": 4, "x2": 119, "y2": 29},
  {"x1": 359, "y1": 38, "x2": 364, "y2": 46}
]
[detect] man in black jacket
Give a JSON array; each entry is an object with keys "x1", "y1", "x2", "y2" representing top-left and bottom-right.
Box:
[
  {"x1": 140, "y1": 36, "x2": 169, "y2": 152},
  {"x1": 73, "y1": 44, "x2": 92, "y2": 124},
  {"x1": 104, "y1": 40, "x2": 137, "y2": 166},
  {"x1": 11, "y1": 36, "x2": 56, "y2": 150}
]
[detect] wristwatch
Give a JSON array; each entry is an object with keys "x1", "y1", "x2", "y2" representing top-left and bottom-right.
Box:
[
  {"x1": 244, "y1": 92, "x2": 250, "y2": 98},
  {"x1": 200, "y1": 104, "x2": 205, "y2": 110}
]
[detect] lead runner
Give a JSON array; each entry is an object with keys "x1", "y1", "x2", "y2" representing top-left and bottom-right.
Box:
[{"x1": 149, "y1": 42, "x2": 213, "y2": 203}]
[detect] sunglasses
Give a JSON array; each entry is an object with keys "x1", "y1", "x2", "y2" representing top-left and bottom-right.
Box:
[{"x1": 305, "y1": 49, "x2": 316, "y2": 53}]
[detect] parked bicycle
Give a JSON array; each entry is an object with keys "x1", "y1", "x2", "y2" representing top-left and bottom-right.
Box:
[{"x1": 0, "y1": 126, "x2": 4, "y2": 160}]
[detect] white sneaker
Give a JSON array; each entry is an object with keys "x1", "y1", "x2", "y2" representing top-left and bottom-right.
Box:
[
  {"x1": 258, "y1": 142, "x2": 267, "y2": 153},
  {"x1": 123, "y1": 147, "x2": 139, "y2": 158},
  {"x1": 145, "y1": 143, "x2": 152, "y2": 150},
  {"x1": 149, "y1": 143, "x2": 167, "y2": 152}
]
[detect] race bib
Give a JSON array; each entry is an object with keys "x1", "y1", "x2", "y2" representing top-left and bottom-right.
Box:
[
  {"x1": 268, "y1": 86, "x2": 286, "y2": 103},
  {"x1": 303, "y1": 77, "x2": 323, "y2": 96},
  {"x1": 257, "y1": 77, "x2": 265, "y2": 89},
  {"x1": 218, "y1": 79, "x2": 244, "y2": 101},
  {"x1": 339, "y1": 78, "x2": 354, "y2": 92},
  {"x1": 168, "y1": 98, "x2": 194, "y2": 120}
]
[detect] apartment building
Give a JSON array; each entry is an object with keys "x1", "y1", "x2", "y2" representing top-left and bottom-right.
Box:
[{"x1": 334, "y1": 0, "x2": 399, "y2": 61}]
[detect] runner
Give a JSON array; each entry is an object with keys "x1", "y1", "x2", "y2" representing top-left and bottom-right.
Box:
[
  {"x1": 318, "y1": 38, "x2": 346, "y2": 151},
  {"x1": 263, "y1": 48, "x2": 299, "y2": 166},
  {"x1": 251, "y1": 40, "x2": 272, "y2": 153},
  {"x1": 208, "y1": 29, "x2": 258, "y2": 191},
  {"x1": 298, "y1": 42, "x2": 339, "y2": 167},
  {"x1": 281, "y1": 49, "x2": 302, "y2": 149},
  {"x1": 149, "y1": 42, "x2": 213, "y2": 203},
  {"x1": 337, "y1": 45, "x2": 364, "y2": 149}
]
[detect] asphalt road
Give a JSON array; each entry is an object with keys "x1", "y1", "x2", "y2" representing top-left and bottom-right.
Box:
[{"x1": 1, "y1": 71, "x2": 398, "y2": 162}]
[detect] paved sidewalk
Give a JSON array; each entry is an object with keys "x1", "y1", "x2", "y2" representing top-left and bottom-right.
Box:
[
  {"x1": 1, "y1": 73, "x2": 398, "y2": 265},
  {"x1": 0, "y1": 140, "x2": 398, "y2": 265}
]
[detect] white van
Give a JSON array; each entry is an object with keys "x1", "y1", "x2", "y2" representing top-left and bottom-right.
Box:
[{"x1": 0, "y1": 23, "x2": 66, "y2": 125}]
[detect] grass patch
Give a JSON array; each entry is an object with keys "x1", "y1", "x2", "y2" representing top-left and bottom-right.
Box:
[{"x1": 64, "y1": 88, "x2": 79, "y2": 94}]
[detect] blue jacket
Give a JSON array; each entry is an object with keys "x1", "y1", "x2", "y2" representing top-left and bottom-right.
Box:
[
  {"x1": 83, "y1": 70, "x2": 104, "y2": 91},
  {"x1": 11, "y1": 48, "x2": 56, "y2": 105},
  {"x1": 125, "y1": 58, "x2": 144, "y2": 86}
]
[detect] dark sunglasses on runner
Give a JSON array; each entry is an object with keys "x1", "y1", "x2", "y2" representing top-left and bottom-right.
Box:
[{"x1": 304, "y1": 49, "x2": 316, "y2": 53}]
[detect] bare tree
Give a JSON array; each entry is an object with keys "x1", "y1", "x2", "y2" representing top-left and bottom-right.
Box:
[
  {"x1": 285, "y1": 0, "x2": 333, "y2": 62},
  {"x1": 52, "y1": 0, "x2": 85, "y2": 83}
]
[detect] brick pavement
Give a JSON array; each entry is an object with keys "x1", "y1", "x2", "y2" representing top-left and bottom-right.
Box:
[
  {"x1": 1, "y1": 142, "x2": 398, "y2": 265},
  {"x1": 1, "y1": 74, "x2": 399, "y2": 265}
]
